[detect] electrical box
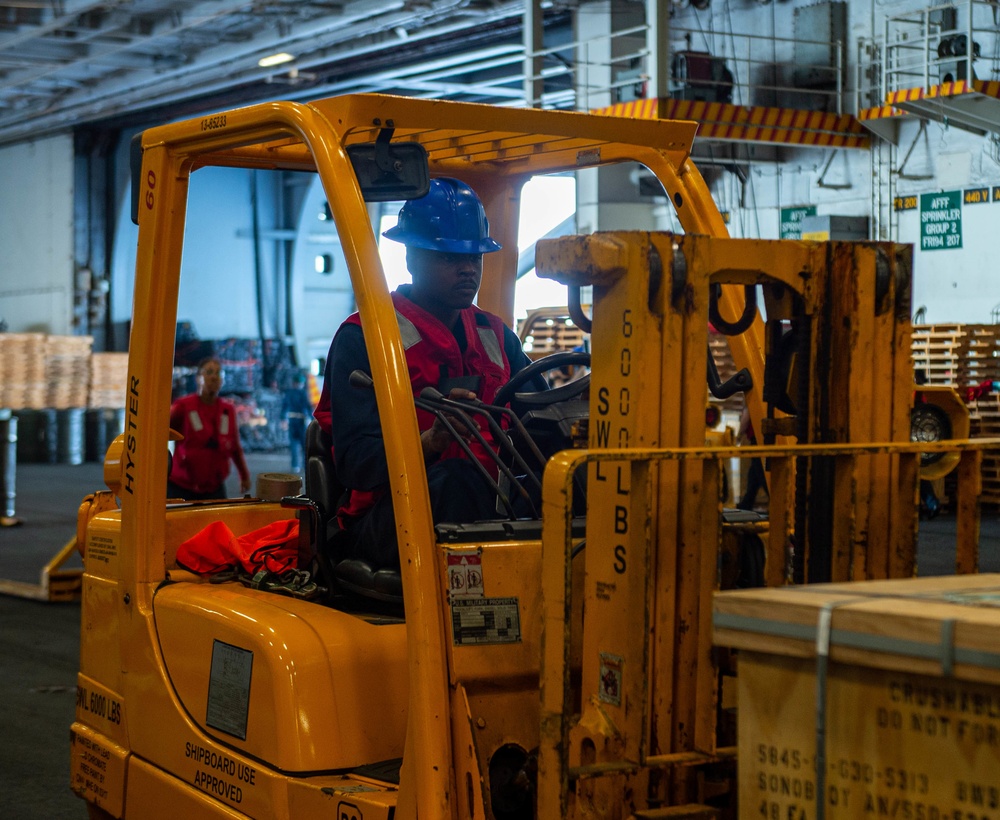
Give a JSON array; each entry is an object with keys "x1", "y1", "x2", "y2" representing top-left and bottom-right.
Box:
[
  {"x1": 792, "y1": 1, "x2": 848, "y2": 90},
  {"x1": 799, "y1": 215, "x2": 868, "y2": 241},
  {"x1": 670, "y1": 50, "x2": 733, "y2": 104}
]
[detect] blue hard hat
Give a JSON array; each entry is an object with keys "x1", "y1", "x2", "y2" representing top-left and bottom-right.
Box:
[{"x1": 383, "y1": 177, "x2": 502, "y2": 254}]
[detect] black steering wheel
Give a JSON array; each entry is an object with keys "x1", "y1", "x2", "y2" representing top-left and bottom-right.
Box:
[{"x1": 494, "y1": 351, "x2": 591, "y2": 409}]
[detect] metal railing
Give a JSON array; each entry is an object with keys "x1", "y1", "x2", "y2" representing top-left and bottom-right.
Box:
[
  {"x1": 666, "y1": 25, "x2": 845, "y2": 115},
  {"x1": 521, "y1": 22, "x2": 848, "y2": 114},
  {"x1": 883, "y1": 0, "x2": 1000, "y2": 96}
]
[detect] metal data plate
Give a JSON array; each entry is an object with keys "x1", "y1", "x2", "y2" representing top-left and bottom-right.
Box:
[
  {"x1": 451, "y1": 597, "x2": 521, "y2": 646},
  {"x1": 206, "y1": 640, "x2": 253, "y2": 740}
]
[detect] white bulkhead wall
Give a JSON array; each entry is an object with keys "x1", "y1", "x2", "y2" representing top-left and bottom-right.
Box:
[{"x1": 0, "y1": 134, "x2": 74, "y2": 334}]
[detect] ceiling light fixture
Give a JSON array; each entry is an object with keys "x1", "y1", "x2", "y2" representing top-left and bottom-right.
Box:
[{"x1": 258, "y1": 52, "x2": 295, "y2": 68}]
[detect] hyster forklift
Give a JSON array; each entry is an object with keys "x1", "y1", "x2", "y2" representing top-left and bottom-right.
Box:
[{"x1": 71, "y1": 94, "x2": 985, "y2": 819}]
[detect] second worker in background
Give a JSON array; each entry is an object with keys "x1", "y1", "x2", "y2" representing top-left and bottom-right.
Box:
[{"x1": 168, "y1": 356, "x2": 252, "y2": 500}]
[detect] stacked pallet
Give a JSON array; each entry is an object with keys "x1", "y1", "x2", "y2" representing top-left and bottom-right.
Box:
[
  {"x1": 0, "y1": 334, "x2": 112, "y2": 409},
  {"x1": 914, "y1": 324, "x2": 1000, "y2": 507},
  {"x1": 517, "y1": 307, "x2": 587, "y2": 360},
  {"x1": 45, "y1": 335, "x2": 92, "y2": 409},
  {"x1": 912, "y1": 323, "x2": 1000, "y2": 387},
  {"x1": 0, "y1": 333, "x2": 48, "y2": 408},
  {"x1": 965, "y1": 327, "x2": 1000, "y2": 385},
  {"x1": 969, "y1": 394, "x2": 1000, "y2": 505},
  {"x1": 89, "y1": 352, "x2": 129, "y2": 408}
]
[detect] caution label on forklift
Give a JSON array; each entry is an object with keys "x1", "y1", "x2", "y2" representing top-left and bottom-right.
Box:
[
  {"x1": 70, "y1": 723, "x2": 127, "y2": 817},
  {"x1": 87, "y1": 533, "x2": 118, "y2": 566},
  {"x1": 598, "y1": 653, "x2": 623, "y2": 707},
  {"x1": 446, "y1": 549, "x2": 484, "y2": 599},
  {"x1": 451, "y1": 597, "x2": 521, "y2": 645}
]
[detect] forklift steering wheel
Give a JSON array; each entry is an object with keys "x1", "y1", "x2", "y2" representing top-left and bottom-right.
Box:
[{"x1": 494, "y1": 351, "x2": 591, "y2": 409}]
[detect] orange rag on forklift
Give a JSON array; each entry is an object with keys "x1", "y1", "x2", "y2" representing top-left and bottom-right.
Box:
[{"x1": 175, "y1": 519, "x2": 300, "y2": 576}]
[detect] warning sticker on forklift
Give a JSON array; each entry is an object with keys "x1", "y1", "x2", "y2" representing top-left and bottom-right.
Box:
[
  {"x1": 87, "y1": 533, "x2": 118, "y2": 565},
  {"x1": 598, "y1": 653, "x2": 623, "y2": 707},
  {"x1": 70, "y1": 723, "x2": 127, "y2": 816},
  {"x1": 446, "y1": 549, "x2": 484, "y2": 599},
  {"x1": 206, "y1": 640, "x2": 253, "y2": 740},
  {"x1": 451, "y1": 597, "x2": 521, "y2": 645}
]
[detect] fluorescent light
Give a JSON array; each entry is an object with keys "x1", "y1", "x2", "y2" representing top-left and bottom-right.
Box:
[{"x1": 258, "y1": 52, "x2": 295, "y2": 68}]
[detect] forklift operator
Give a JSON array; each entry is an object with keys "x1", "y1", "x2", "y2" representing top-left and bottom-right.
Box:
[{"x1": 314, "y1": 177, "x2": 542, "y2": 571}]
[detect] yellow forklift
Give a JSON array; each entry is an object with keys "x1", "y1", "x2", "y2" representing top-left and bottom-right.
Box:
[{"x1": 70, "y1": 94, "x2": 983, "y2": 819}]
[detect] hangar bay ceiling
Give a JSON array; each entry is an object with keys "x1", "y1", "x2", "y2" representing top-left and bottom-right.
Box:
[{"x1": 0, "y1": 0, "x2": 575, "y2": 145}]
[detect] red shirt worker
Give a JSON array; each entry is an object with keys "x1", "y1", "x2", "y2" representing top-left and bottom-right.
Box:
[{"x1": 168, "y1": 356, "x2": 251, "y2": 500}]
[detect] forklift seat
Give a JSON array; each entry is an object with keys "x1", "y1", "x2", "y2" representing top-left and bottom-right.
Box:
[
  {"x1": 304, "y1": 420, "x2": 403, "y2": 609},
  {"x1": 305, "y1": 420, "x2": 342, "y2": 541}
]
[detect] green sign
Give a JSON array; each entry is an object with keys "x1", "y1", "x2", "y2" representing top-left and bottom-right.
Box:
[
  {"x1": 920, "y1": 191, "x2": 962, "y2": 251},
  {"x1": 779, "y1": 205, "x2": 816, "y2": 239}
]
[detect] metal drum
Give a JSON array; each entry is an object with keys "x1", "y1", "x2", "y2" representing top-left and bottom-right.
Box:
[
  {"x1": 44, "y1": 409, "x2": 59, "y2": 464},
  {"x1": 0, "y1": 410, "x2": 16, "y2": 517},
  {"x1": 56, "y1": 408, "x2": 85, "y2": 466},
  {"x1": 86, "y1": 408, "x2": 126, "y2": 462},
  {"x1": 13, "y1": 409, "x2": 46, "y2": 463}
]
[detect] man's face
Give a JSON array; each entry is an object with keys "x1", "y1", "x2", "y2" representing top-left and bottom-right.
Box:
[
  {"x1": 198, "y1": 361, "x2": 224, "y2": 396},
  {"x1": 408, "y1": 247, "x2": 484, "y2": 312}
]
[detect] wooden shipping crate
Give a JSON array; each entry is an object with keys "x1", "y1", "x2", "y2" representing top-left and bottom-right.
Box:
[{"x1": 714, "y1": 576, "x2": 1000, "y2": 818}]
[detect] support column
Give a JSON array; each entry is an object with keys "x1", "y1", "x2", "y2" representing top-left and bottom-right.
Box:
[
  {"x1": 523, "y1": 0, "x2": 544, "y2": 107},
  {"x1": 575, "y1": 1, "x2": 659, "y2": 234},
  {"x1": 645, "y1": 0, "x2": 670, "y2": 100}
]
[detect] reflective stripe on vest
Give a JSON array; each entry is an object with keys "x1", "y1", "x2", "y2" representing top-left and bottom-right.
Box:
[
  {"x1": 396, "y1": 311, "x2": 422, "y2": 350},
  {"x1": 396, "y1": 312, "x2": 503, "y2": 366},
  {"x1": 477, "y1": 326, "x2": 504, "y2": 368}
]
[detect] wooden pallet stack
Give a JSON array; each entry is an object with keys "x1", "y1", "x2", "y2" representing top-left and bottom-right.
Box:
[
  {"x1": 969, "y1": 394, "x2": 1000, "y2": 505},
  {"x1": 45, "y1": 335, "x2": 93, "y2": 409},
  {"x1": 912, "y1": 323, "x2": 1000, "y2": 387},
  {"x1": 0, "y1": 333, "x2": 48, "y2": 409},
  {"x1": 911, "y1": 323, "x2": 964, "y2": 384},
  {"x1": 965, "y1": 326, "x2": 1000, "y2": 386},
  {"x1": 0, "y1": 334, "x2": 109, "y2": 410},
  {"x1": 913, "y1": 324, "x2": 1000, "y2": 506},
  {"x1": 517, "y1": 307, "x2": 587, "y2": 360},
  {"x1": 89, "y1": 352, "x2": 129, "y2": 409}
]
